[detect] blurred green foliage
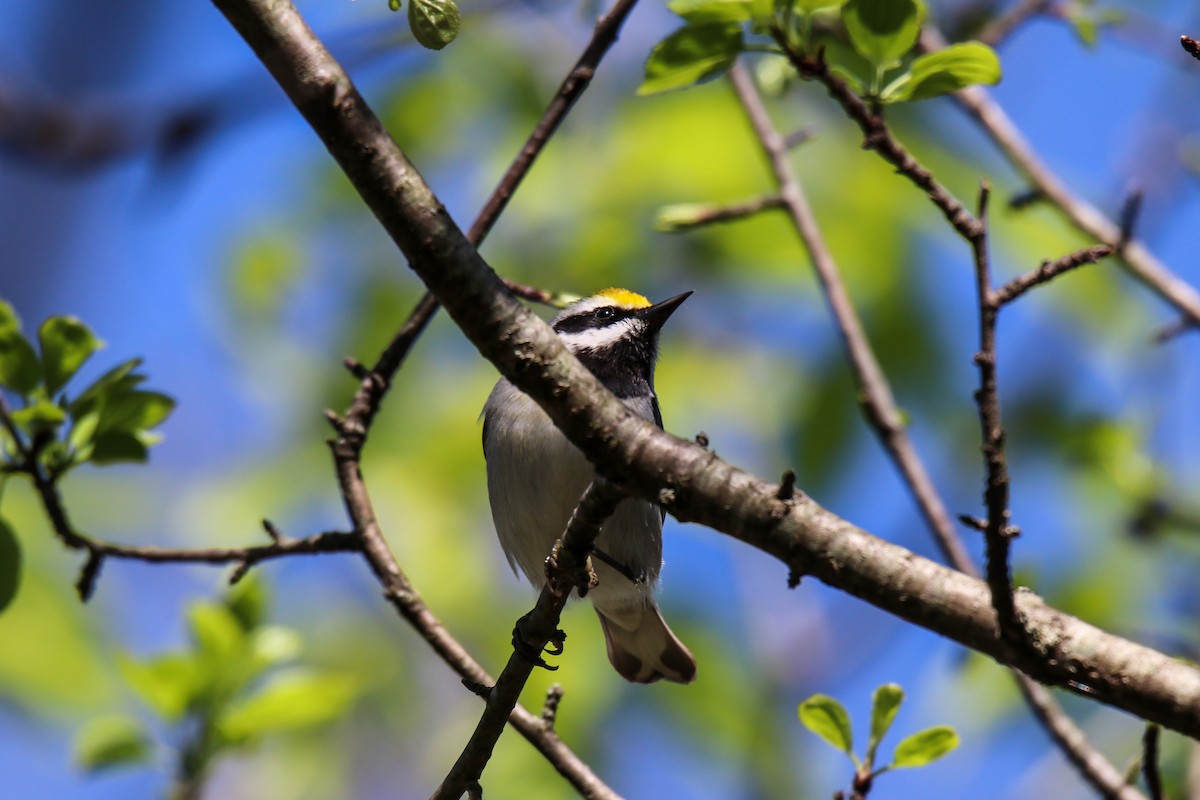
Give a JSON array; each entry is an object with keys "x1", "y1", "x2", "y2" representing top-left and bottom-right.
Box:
[{"x1": 74, "y1": 576, "x2": 359, "y2": 795}]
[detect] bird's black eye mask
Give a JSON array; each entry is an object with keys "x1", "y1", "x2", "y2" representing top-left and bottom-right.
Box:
[{"x1": 553, "y1": 305, "x2": 637, "y2": 333}]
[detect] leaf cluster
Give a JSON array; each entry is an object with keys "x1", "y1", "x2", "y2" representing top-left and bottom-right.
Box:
[
  {"x1": 799, "y1": 684, "x2": 959, "y2": 794},
  {"x1": 0, "y1": 299, "x2": 175, "y2": 476},
  {"x1": 74, "y1": 576, "x2": 359, "y2": 785},
  {"x1": 639, "y1": 0, "x2": 1001, "y2": 102}
]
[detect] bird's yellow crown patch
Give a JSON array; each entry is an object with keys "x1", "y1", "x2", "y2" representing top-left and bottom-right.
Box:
[{"x1": 596, "y1": 287, "x2": 651, "y2": 309}]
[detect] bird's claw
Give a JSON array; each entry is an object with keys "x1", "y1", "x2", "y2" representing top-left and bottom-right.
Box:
[
  {"x1": 512, "y1": 611, "x2": 567, "y2": 671},
  {"x1": 544, "y1": 539, "x2": 600, "y2": 598}
]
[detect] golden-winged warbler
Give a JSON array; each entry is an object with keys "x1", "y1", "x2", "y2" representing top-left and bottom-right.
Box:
[{"x1": 481, "y1": 288, "x2": 696, "y2": 684}]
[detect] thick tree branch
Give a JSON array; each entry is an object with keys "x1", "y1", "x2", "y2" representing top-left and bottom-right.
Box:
[
  {"x1": 211, "y1": 0, "x2": 1200, "y2": 742},
  {"x1": 337, "y1": 0, "x2": 640, "y2": 447}
]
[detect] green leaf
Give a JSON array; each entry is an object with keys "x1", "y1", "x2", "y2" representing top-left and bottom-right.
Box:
[
  {"x1": 189, "y1": 603, "x2": 246, "y2": 664},
  {"x1": 408, "y1": 0, "x2": 460, "y2": 50},
  {"x1": 249, "y1": 626, "x2": 302, "y2": 671},
  {"x1": 670, "y1": 0, "x2": 771, "y2": 23},
  {"x1": 882, "y1": 42, "x2": 1001, "y2": 103},
  {"x1": 890, "y1": 725, "x2": 959, "y2": 768},
  {"x1": 74, "y1": 715, "x2": 153, "y2": 773},
  {"x1": 38, "y1": 316, "x2": 102, "y2": 396},
  {"x1": 0, "y1": 331, "x2": 41, "y2": 395},
  {"x1": 217, "y1": 670, "x2": 358, "y2": 743},
  {"x1": 791, "y1": 0, "x2": 845, "y2": 10},
  {"x1": 0, "y1": 300, "x2": 21, "y2": 336},
  {"x1": 0, "y1": 518, "x2": 21, "y2": 615},
  {"x1": 639, "y1": 23, "x2": 744, "y2": 96},
  {"x1": 94, "y1": 390, "x2": 175, "y2": 436},
  {"x1": 798, "y1": 694, "x2": 855, "y2": 758},
  {"x1": 118, "y1": 653, "x2": 201, "y2": 720},
  {"x1": 67, "y1": 358, "x2": 144, "y2": 418},
  {"x1": 67, "y1": 408, "x2": 101, "y2": 458},
  {"x1": 388, "y1": 0, "x2": 401, "y2": 9},
  {"x1": 11, "y1": 399, "x2": 67, "y2": 433},
  {"x1": 866, "y1": 683, "x2": 904, "y2": 765},
  {"x1": 225, "y1": 572, "x2": 268, "y2": 631},
  {"x1": 842, "y1": 0, "x2": 924, "y2": 68},
  {"x1": 89, "y1": 432, "x2": 149, "y2": 465}
]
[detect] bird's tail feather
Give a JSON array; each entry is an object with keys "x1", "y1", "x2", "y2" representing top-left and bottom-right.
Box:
[{"x1": 595, "y1": 604, "x2": 696, "y2": 684}]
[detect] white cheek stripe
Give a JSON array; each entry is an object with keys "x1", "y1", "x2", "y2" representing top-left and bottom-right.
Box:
[{"x1": 558, "y1": 319, "x2": 639, "y2": 351}]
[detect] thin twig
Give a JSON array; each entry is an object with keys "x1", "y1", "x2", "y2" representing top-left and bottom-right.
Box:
[
  {"x1": 1182, "y1": 35, "x2": 1200, "y2": 61},
  {"x1": 1014, "y1": 677, "x2": 1146, "y2": 800},
  {"x1": 918, "y1": 26, "x2": 1200, "y2": 327},
  {"x1": 969, "y1": 183, "x2": 1027, "y2": 659},
  {"x1": 541, "y1": 684, "x2": 564, "y2": 731},
  {"x1": 993, "y1": 244, "x2": 1114, "y2": 307},
  {"x1": 1142, "y1": 724, "x2": 1164, "y2": 800},
  {"x1": 656, "y1": 194, "x2": 786, "y2": 233},
  {"x1": 729, "y1": 61, "x2": 974, "y2": 572},
  {"x1": 432, "y1": 479, "x2": 623, "y2": 800},
  {"x1": 730, "y1": 60, "x2": 1142, "y2": 800},
  {"x1": 977, "y1": 0, "x2": 1056, "y2": 48},
  {"x1": 778, "y1": 43, "x2": 983, "y2": 240}
]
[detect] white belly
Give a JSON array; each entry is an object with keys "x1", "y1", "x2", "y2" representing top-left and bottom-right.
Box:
[{"x1": 483, "y1": 380, "x2": 662, "y2": 620}]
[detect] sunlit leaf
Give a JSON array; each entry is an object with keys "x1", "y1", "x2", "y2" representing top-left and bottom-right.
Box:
[
  {"x1": 790, "y1": 0, "x2": 845, "y2": 10},
  {"x1": 798, "y1": 694, "x2": 855, "y2": 758},
  {"x1": 867, "y1": 683, "x2": 903, "y2": 765},
  {"x1": 67, "y1": 358, "x2": 144, "y2": 418},
  {"x1": 891, "y1": 725, "x2": 959, "y2": 768},
  {"x1": 94, "y1": 391, "x2": 175, "y2": 436},
  {"x1": 639, "y1": 23, "x2": 744, "y2": 96},
  {"x1": 882, "y1": 42, "x2": 1001, "y2": 103},
  {"x1": 0, "y1": 300, "x2": 20, "y2": 335},
  {"x1": 249, "y1": 627, "x2": 302, "y2": 671},
  {"x1": 217, "y1": 669, "x2": 358, "y2": 743},
  {"x1": 0, "y1": 518, "x2": 21, "y2": 615},
  {"x1": 74, "y1": 715, "x2": 153, "y2": 773},
  {"x1": 408, "y1": 0, "x2": 460, "y2": 50},
  {"x1": 226, "y1": 572, "x2": 268, "y2": 632},
  {"x1": 11, "y1": 400, "x2": 66, "y2": 433},
  {"x1": 0, "y1": 331, "x2": 40, "y2": 395},
  {"x1": 842, "y1": 0, "x2": 923, "y2": 68},
  {"x1": 670, "y1": 0, "x2": 771, "y2": 23},
  {"x1": 189, "y1": 603, "x2": 246, "y2": 664},
  {"x1": 118, "y1": 653, "x2": 200, "y2": 721},
  {"x1": 38, "y1": 316, "x2": 102, "y2": 397}
]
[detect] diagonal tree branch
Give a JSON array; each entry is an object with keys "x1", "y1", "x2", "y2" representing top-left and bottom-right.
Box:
[
  {"x1": 211, "y1": 0, "x2": 1200, "y2": 744},
  {"x1": 433, "y1": 479, "x2": 624, "y2": 800},
  {"x1": 339, "y1": 0, "x2": 641, "y2": 450}
]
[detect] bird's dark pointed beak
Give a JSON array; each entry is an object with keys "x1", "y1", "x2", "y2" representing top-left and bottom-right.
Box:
[{"x1": 640, "y1": 291, "x2": 693, "y2": 332}]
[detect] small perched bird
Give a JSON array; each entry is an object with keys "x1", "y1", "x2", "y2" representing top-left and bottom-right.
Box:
[{"x1": 482, "y1": 288, "x2": 696, "y2": 684}]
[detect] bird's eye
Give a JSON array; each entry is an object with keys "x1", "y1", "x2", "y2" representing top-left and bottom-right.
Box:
[{"x1": 594, "y1": 307, "x2": 616, "y2": 321}]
